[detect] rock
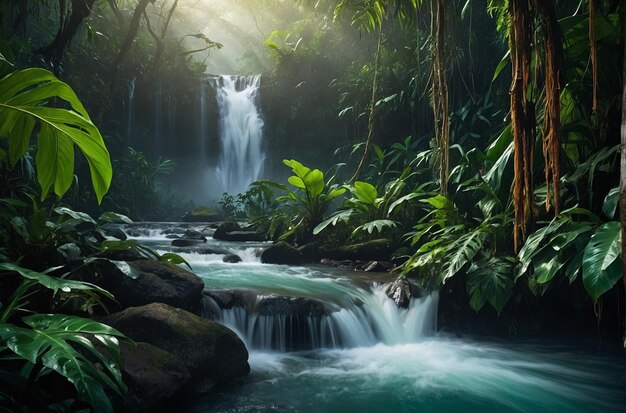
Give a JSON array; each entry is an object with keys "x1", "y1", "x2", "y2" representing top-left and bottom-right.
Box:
[
  {"x1": 181, "y1": 207, "x2": 220, "y2": 223},
  {"x1": 220, "y1": 231, "x2": 267, "y2": 242},
  {"x1": 257, "y1": 296, "x2": 326, "y2": 317},
  {"x1": 182, "y1": 229, "x2": 207, "y2": 242},
  {"x1": 89, "y1": 260, "x2": 204, "y2": 312},
  {"x1": 165, "y1": 234, "x2": 179, "y2": 239},
  {"x1": 297, "y1": 242, "x2": 323, "y2": 263},
  {"x1": 362, "y1": 260, "x2": 394, "y2": 272},
  {"x1": 171, "y1": 239, "x2": 193, "y2": 247},
  {"x1": 99, "y1": 248, "x2": 147, "y2": 262},
  {"x1": 320, "y1": 258, "x2": 355, "y2": 268},
  {"x1": 204, "y1": 289, "x2": 257, "y2": 309},
  {"x1": 120, "y1": 342, "x2": 190, "y2": 412},
  {"x1": 223, "y1": 254, "x2": 242, "y2": 263},
  {"x1": 384, "y1": 275, "x2": 419, "y2": 308},
  {"x1": 105, "y1": 303, "x2": 249, "y2": 393},
  {"x1": 213, "y1": 222, "x2": 242, "y2": 240},
  {"x1": 320, "y1": 239, "x2": 393, "y2": 262},
  {"x1": 260, "y1": 242, "x2": 304, "y2": 265}
]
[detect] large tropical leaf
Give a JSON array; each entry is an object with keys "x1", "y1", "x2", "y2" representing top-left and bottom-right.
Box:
[
  {"x1": 0, "y1": 263, "x2": 111, "y2": 297},
  {"x1": 466, "y1": 257, "x2": 515, "y2": 314},
  {"x1": 0, "y1": 68, "x2": 111, "y2": 203},
  {"x1": 441, "y1": 229, "x2": 488, "y2": 284},
  {"x1": 582, "y1": 222, "x2": 622, "y2": 301},
  {"x1": 0, "y1": 314, "x2": 127, "y2": 413}
]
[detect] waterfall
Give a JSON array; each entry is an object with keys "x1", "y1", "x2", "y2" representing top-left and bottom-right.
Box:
[
  {"x1": 204, "y1": 287, "x2": 439, "y2": 352},
  {"x1": 126, "y1": 78, "x2": 136, "y2": 144},
  {"x1": 198, "y1": 79, "x2": 207, "y2": 162},
  {"x1": 212, "y1": 75, "x2": 265, "y2": 195}
]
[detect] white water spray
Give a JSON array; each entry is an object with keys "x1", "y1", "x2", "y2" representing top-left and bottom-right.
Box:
[{"x1": 213, "y1": 75, "x2": 265, "y2": 194}]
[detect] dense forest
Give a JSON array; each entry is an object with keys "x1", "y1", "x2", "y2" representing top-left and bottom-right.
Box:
[{"x1": 0, "y1": 0, "x2": 625, "y2": 412}]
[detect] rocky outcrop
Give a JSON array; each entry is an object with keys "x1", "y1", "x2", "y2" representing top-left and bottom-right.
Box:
[
  {"x1": 203, "y1": 289, "x2": 258, "y2": 310},
  {"x1": 384, "y1": 275, "x2": 420, "y2": 308},
  {"x1": 120, "y1": 342, "x2": 191, "y2": 412},
  {"x1": 89, "y1": 260, "x2": 204, "y2": 312},
  {"x1": 260, "y1": 242, "x2": 304, "y2": 265},
  {"x1": 213, "y1": 222, "x2": 242, "y2": 240},
  {"x1": 257, "y1": 295, "x2": 326, "y2": 317},
  {"x1": 105, "y1": 303, "x2": 249, "y2": 394}
]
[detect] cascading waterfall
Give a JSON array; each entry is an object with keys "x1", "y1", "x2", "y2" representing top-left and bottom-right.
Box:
[
  {"x1": 198, "y1": 79, "x2": 207, "y2": 162},
  {"x1": 205, "y1": 287, "x2": 438, "y2": 352},
  {"x1": 212, "y1": 75, "x2": 265, "y2": 194}
]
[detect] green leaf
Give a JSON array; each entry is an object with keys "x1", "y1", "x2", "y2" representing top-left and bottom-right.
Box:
[
  {"x1": 0, "y1": 314, "x2": 127, "y2": 413},
  {"x1": 0, "y1": 68, "x2": 111, "y2": 203},
  {"x1": 98, "y1": 212, "x2": 133, "y2": 225},
  {"x1": 287, "y1": 176, "x2": 306, "y2": 189},
  {"x1": 109, "y1": 260, "x2": 140, "y2": 279},
  {"x1": 0, "y1": 263, "x2": 113, "y2": 298},
  {"x1": 602, "y1": 187, "x2": 619, "y2": 219},
  {"x1": 159, "y1": 253, "x2": 192, "y2": 270},
  {"x1": 582, "y1": 222, "x2": 622, "y2": 301},
  {"x1": 313, "y1": 210, "x2": 353, "y2": 235},
  {"x1": 467, "y1": 257, "x2": 515, "y2": 314},
  {"x1": 325, "y1": 187, "x2": 346, "y2": 202},
  {"x1": 441, "y1": 229, "x2": 487, "y2": 284},
  {"x1": 54, "y1": 207, "x2": 97, "y2": 224},
  {"x1": 303, "y1": 169, "x2": 325, "y2": 197},
  {"x1": 355, "y1": 219, "x2": 396, "y2": 235},
  {"x1": 352, "y1": 181, "x2": 377, "y2": 204},
  {"x1": 491, "y1": 50, "x2": 511, "y2": 82}
]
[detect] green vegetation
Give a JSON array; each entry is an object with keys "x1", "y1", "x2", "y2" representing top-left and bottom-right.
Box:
[{"x1": 0, "y1": 0, "x2": 624, "y2": 410}]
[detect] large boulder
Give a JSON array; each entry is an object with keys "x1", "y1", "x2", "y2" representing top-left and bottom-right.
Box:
[
  {"x1": 320, "y1": 239, "x2": 393, "y2": 262},
  {"x1": 384, "y1": 275, "x2": 420, "y2": 308},
  {"x1": 221, "y1": 231, "x2": 266, "y2": 242},
  {"x1": 213, "y1": 222, "x2": 242, "y2": 240},
  {"x1": 120, "y1": 342, "x2": 190, "y2": 412},
  {"x1": 260, "y1": 242, "x2": 304, "y2": 265},
  {"x1": 90, "y1": 260, "x2": 204, "y2": 312},
  {"x1": 203, "y1": 289, "x2": 258, "y2": 310},
  {"x1": 257, "y1": 296, "x2": 326, "y2": 317},
  {"x1": 181, "y1": 207, "x2": 220, "y2": 222},
  {"x1": 105, "y1": 303, "x2": 249, "y2": 393}
]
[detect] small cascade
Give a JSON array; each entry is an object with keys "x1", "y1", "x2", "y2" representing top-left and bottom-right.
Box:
[
  {"x1": 212, "y1": 75, "x2": 265, "y2": 194},
  {"x1": 204, "y1": 287, "x2": 438, "y2": 352},
  {"x1": 126, "y1": 78, "x2": 136, "y2": 144}
]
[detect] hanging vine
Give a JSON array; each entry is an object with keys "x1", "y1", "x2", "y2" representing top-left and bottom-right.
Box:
[
  {"x1": 509, "y1": 0, "x2": 535, "y2": 253},
  {"x1": 535, "y1": 0, "x2": 562, "y2": 215},
  {"x1": 431, "y1": 0, "x2": 449, "y2": 195},
  {"x1": 589, "y1": 0, "x2": 598, "y2": 115}
]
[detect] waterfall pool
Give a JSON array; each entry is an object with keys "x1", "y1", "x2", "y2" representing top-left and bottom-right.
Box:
[{"x1": 128, "y1": 224, "x2": 626, "y2": 413}]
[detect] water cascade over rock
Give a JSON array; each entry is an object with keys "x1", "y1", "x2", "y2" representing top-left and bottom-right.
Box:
[{"x1": 211, "y1": 75, "x2": 265, "y2": 194}]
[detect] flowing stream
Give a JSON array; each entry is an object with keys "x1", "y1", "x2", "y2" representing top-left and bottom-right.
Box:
[{"x1": 128, "y1": 223, "x2": 625, "y2": 413}]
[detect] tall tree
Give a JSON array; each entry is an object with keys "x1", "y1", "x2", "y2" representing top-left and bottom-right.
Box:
[{"x1": 619, "y1": 1, "x2": 626, "y2": 389}]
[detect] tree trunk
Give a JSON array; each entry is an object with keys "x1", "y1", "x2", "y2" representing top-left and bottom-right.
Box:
[
  {"x1": 351, "y1": 22, "x2": 383, "y2": 182},
  {"x1": 620, "y1": 3, "x2": 626, "y2": 389}
]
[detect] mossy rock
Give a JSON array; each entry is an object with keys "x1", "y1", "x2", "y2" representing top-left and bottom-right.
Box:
[
  {"x1": 181, "y1": 206, "x2": 220, "y2": 222},
  {"x1": 120, "y1": 342, "x2": 190, "y2": 411},
  {"x1": 105, "y1": 303, "x2": 249, "y2": 393}
]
